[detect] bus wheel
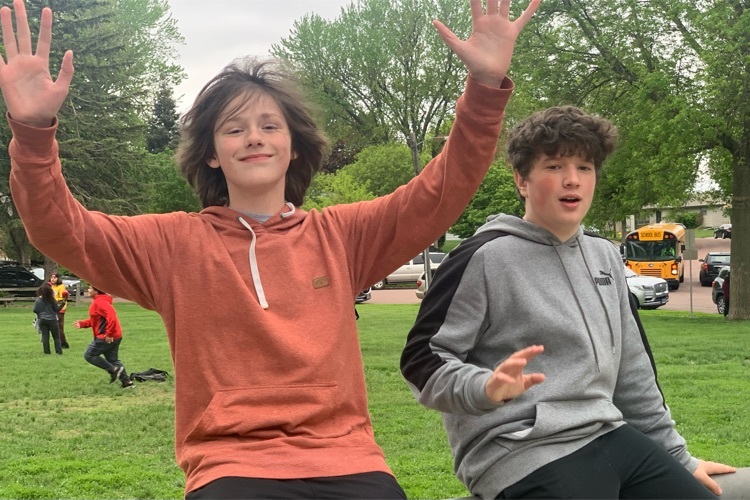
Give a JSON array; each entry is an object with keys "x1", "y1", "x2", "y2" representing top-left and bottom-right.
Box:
[{"x1": 679, "y1": 272, "x2": 684, "y2": 283}]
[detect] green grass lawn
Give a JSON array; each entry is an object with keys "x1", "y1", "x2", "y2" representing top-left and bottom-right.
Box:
[{"x1": 0, "y1": 303, "x2": 748, "y2": 498}]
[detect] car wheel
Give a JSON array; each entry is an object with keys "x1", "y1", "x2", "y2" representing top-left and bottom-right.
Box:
[
  {"x1": 371, "y1": 280, "x2": 385, "y2": 290},
  {"x1": 722, "y1": 233, "x2": 728, "y2": 239},
  {"x1": 717, "y1": 295, "x2": 726, "y2": 315}
]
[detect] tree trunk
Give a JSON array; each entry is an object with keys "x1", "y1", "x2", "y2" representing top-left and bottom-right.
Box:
[{"x1": 728, "y1": 158, "x2": 749, "y2": 320}]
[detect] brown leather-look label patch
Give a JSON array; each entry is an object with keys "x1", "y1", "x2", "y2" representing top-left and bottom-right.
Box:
[{"x1": 312, "y1": 276, "x2": 330, "y2": 289}]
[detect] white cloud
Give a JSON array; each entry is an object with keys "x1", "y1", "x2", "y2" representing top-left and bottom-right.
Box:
[{"x1": 169, "y1": 0, "x2": 351, "y2": 112}]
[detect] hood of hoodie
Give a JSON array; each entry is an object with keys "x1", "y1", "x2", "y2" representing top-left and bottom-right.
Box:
[
  {"x1": 196, "y1": 202, "x2": 302, "y2": 310},
  {"x1": 93, "y1": 293, "x2": 114, "y2": 305},
  {"x1": 476, "y1": 213, "x2": 584, "y2": 248}
]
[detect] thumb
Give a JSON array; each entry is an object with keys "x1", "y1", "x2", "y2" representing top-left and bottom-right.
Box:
[
  {"x1": 433, "y1": 20, "x2": 462, "y2": 55},
  {"x1": 54, "y1": 50, "x2": 74, "y2": 91}
]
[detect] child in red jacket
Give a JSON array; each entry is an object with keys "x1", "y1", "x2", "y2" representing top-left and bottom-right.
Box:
[{"x1": 73, "y1": 286, "x2": 133, "y2": 389}]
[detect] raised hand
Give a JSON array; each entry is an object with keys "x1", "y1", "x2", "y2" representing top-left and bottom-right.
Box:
[
  {"x1": 434, "y1": 0, "x2": 541, "y2": 87},
  {"x1": 485, "y1": 345, "x2": 545, "y2": 403},
  {"x1": 0, "y1": 0, "x2": 74, "y2": 127}
]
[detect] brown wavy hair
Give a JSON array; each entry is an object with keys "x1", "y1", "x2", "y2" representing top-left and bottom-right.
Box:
[
  {"x1": 176, "y1": 58, "x2": 329, "y2": 208},
  {"x1": 507, "y1": 106, "x2": 618, "y2": 190}
]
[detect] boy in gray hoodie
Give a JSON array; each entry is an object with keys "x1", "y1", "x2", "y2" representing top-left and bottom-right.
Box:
[{"x1": 401, "y1": 106, "x2": 738, "y2": 499}]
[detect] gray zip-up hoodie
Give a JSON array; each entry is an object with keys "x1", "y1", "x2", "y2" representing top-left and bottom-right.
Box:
[{"x1": 401, "y1": 214, "x2": 697, "y2": 499}]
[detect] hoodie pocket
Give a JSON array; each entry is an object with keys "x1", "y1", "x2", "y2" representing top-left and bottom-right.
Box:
[
  {"x1": 184, "y1": 383, "x2": 350, "y2": 444},
  {"x1": 495, "y1": 399, "x2": 622, "y2": 450}
]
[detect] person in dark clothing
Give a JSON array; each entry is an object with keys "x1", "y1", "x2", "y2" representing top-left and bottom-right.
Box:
[
  {"x1": 33, "y1": 282, "x2": 63, "y2": 355},
  {"x1": 73, "y1": 286, "x2": 133, "y2": 389}
]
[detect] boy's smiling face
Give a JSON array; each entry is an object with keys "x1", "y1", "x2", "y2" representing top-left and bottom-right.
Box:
[
  {"x1": 208, "y1": 91, "x2": 294, "y2": 214},
  {"x1": 515, "y1": 153, "x2": 596, "y2": 242}
]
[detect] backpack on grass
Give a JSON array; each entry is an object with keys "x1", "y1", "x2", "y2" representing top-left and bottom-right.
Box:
[{"x1": 129, "y1": 368, "x2": 171, "y2": 382}]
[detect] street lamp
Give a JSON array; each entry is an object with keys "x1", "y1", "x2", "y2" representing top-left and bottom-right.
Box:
[{"x1": 409, "y1": 132, "x2": 448, "y2": 292}]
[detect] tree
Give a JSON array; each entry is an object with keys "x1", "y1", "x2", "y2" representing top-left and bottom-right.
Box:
[
  {"x1": 0, "y1": 0, "x2": 183, "y2": 264},
  {"x1": 509, "y1": 0, "x2": 750, "y2": 319},
  {"x1": 147, "y1": 81, "x2": 180, "y2": 153},
  {"x1": 303, "y1": 170, "x2": 375, "y2": 211},
  {"x1": 451, "y1": 161, "x2": 523, "y2": 238},
  {"x1": 342, "y1": 143, "x2": 432, "y2": 198},
  {"x1": 272, "y1": 0, "x2": 472, "y2": 151}
]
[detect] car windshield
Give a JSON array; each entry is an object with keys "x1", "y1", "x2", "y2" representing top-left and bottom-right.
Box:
[
  {"x1": 625, "y1": 240, "x2": 677, "y2": 261},
  {"x1": 709, "y1": 255, "x2": 730, "y2": 265}
]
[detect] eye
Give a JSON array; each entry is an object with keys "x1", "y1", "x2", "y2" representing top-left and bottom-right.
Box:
[
  {"x1": 579, "y1": 165, "x2": 594, "y2": 172},
  {"x1": 262, "y1": 123, "x2": 281, "y2": 131},
  {"x1": 224, "y1": 127, "x2": 242, "y2": 135}
]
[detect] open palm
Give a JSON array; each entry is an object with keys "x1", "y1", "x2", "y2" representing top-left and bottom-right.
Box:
[
  {"x1": 434, "y1": 0, "x2": 542, "y2": 87},
  {"x1": 0, "y1": 0, "x2": 73, "y2": 127}
]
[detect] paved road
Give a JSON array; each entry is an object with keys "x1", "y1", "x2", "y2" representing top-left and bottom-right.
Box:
[{"x1": 367, "y1": 237, "x2": 732, "y2": 315}]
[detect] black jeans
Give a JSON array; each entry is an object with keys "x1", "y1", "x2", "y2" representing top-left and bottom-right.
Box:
[
  {"x1": 83, "y1": 338, "x2": 128, "y2": 382},
  {"x1": 39, "y1": 318, "x2": 62, "y2": 354},
  {"x1": 186, "y1": 471, "x2": 407, "y2": 499},
  {"x1": 497, "y1": 425, "x2": 717, "y2": 499}
]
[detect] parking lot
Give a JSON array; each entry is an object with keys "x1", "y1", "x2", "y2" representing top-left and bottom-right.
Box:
[{"x1": 369, "y1": 236, "x2": 732, "y2": 315}]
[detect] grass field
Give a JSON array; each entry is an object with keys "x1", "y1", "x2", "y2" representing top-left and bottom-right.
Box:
[{"x1": 0, "y1": 303, "x2": 748, "y2": 498}]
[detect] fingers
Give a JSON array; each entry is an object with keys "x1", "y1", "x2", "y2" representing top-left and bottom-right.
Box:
[
  {"x1": 0, "y1": 5, "x2": 17, "y2": 60},
  {"x1": 432, "y1": 20, "x2": 460, "y2": 53},
  {"x1": 13, "y1": 0, "x2": 31, "y2": 55},
  {"x1": 509, "y1": 344, "x2": 544, "y2": 361},
  {"x1": 498, "y1": 0, "x2": 510, "y2": 18},
  {"x1": 35, "y1": 7, "x2": 52, "y2": 60},
  {"x1": 469, "y1": 0, "x2": 482, "y2": 24},
  {"x1": 515, "y1": 0, "x2": 542, "y2": 30},
  {"x1": 56, "y1": 50, "x2": 74, "y2": 88},
  {"x1": 487, "y1": 0, "x2": 499, "y2": 16}
]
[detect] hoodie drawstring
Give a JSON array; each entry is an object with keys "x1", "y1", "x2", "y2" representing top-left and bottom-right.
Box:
[
  {"x1": 577, "y1": 242, "x2": 617, "y2": 355},
  {"x1": 236, "y1": 203, "x2": 296, "y2": 310},
  {"x1": 553, "y1": 238, "x2": 602, "y2": 372},
  {"x1": 239, "y1": 217, "x2": 269, "y2": 310}
]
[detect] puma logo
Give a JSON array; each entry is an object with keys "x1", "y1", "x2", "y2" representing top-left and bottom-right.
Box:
[{"x1": 594, "y1": 268, "x2": 614, "y2": 286}]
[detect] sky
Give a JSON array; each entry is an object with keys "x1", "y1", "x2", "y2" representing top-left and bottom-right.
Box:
[{"x1": 168, "y1": 1, "x2": 352, "y2": 112}]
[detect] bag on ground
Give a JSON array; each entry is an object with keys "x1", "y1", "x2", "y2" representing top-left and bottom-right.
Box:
[{"x1": 129, "y1": 368, "x2": 171, "y2": 382}]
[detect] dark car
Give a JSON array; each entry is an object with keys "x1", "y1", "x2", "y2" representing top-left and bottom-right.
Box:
[
  {"x1": 699, "y1": 252, "x2": 731, "y2": 286},
  {"x1": 714, "y1": 224, "x2": 732, "y2": 239},
  {"x1": 711, "y1": 266, "x2": 730, "y2": 315},
  {"x1": 0, "y1": 262, "x2": 45, "y2": 297}
]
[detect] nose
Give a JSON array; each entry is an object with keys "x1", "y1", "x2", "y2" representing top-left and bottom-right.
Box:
[
  {"x1": 563, "y1": 165, "x2": 580, "y2": 187},
  {"x1": 244, "y1": 127, "x2": 265, "y2": 147}
]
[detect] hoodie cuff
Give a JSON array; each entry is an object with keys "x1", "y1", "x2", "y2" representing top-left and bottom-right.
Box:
[
  {"x1": 462, "y1": 75, "x2": 514, "y2": 122},
  {"x1": 7, "y1": 113, "x2": 59, "y2": 160}
]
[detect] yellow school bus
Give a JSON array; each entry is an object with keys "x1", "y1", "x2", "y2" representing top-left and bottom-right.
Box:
[{"x1": 623, "y1": 223, "x2": 686, "y2": 290}]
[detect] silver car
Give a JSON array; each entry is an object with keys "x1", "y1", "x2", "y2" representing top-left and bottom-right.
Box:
[{"x1": 625, "y1": 266, "x2": 669, "y2": 309}]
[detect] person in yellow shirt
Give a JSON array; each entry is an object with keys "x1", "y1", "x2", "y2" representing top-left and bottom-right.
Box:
[{"x1": 49, "y1": 273, "x2": 70, "y2": 348}]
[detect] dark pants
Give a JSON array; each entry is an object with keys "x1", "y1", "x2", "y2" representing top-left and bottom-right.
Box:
[
  {"x1": 83, "y1": 338, "x2": 128, "y2": 382},
  {"x1": 498, "y1": 425, "x2": 717, "y2": 499},
  {"x1": 39, "y1": 318, "x2": 62, "y2": 354},
  {"x1": 58, "y1": 311, "x2": 68, "y2": 346},
  {"x1": 186, "y1": 471, "x2": 407, "y2": 499}
]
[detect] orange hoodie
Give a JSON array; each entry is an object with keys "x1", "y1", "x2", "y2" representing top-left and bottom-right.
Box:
[
  {"x1": 9, "y1": 76, "x2": 512, "y2": 494},
  {"x1": 77, "y1": 293, "x2": 123, "y2": 340}
]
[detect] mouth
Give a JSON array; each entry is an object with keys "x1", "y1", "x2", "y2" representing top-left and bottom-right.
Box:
[
  {"x1": 559, "y1": 195, "x2": 582, "y2": 205},
  {"x1": 239, "y1": 154, "x2": 273, "y2": 161}
]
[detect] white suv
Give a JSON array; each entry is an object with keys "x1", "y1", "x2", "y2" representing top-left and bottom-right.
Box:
[
  {"x1": 372, "y1": 252, "x2": 446, "y2": 289},
  {"x1": 625, "y1": 266, "x2": 669, "y2": 309}
]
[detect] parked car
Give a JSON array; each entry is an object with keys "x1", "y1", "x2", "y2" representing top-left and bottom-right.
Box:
[
  {"x1": 714, "y1": 223, "x2": 732, "y2": 239},
  {"x1": 712, "y1": 266, "x2": 731, "y2": 315},
  {"x1": 624, "y1": 266, "x2": 669, "y2": 309},
  {"x1": 372, "y1": 252, "x2": 446, "y2": 289},
  {"x1": 356, "y1": 287, "x2": 372, "y2": 303},
  {"x1": 0, "y1": 262, "x2": 45, "y2": 297},
  {"x1": 30, "y1": 267, "x2": 82, "y2": 296},
  {"x1": 699, "y1": 252, "x2": 731, "y2": 286}
]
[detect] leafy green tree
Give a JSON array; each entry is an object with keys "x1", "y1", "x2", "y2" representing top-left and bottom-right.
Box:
[
  {"x1": 303, "y1": 170, "x2": 375, "y2": 211},
  {"x1": 272, "y1": 0, "x2": 472, "y2": 152},
  {"x1": 342, "y1": 143, "x2": 431, "y2": 198},
  {"x1": 143, "y1": 151, "x2": 201, "y2": 214},
  {"x1": 451, "y1": 161, "x2": 523, "y2": 238},
  {"x1": 0, "y1": 0, "x2": 183, "y2": 265},
  {"x1": 147, "y1": 81, "x2": 180, "y2": 153}
]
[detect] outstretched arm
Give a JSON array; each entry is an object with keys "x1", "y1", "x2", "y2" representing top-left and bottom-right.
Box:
[
  {"x1": 436, "y1": 0, "x2": 541, "y2": 87},
  {"x1": 0, "y1": 0, "x2": 74, "y2": 127}
]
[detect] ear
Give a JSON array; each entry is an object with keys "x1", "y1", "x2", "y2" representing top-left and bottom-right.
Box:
[
  {"x1": 207, "y1": 156, "x2": 221, "y2": 169},
  {"x1": 514, "y1": 170, "x2": 528, "y2": 198}
]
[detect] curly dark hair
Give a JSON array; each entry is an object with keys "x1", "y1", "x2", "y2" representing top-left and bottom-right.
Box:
[
  {"x1": 507, "y1": 106, "x2": 618, "y2": 186},
  {"x1": 176, "y1": 58, "x2": 329, "y2": 209}
]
